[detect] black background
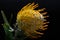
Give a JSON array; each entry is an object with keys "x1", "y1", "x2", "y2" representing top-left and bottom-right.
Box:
[{"x1": 0, "y1": 0, "x2": 59, "y2": 40}]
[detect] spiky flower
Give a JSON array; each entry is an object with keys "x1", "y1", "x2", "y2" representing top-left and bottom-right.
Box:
[{"x1": 17, "y1": 3, "x2": 49, "y2": 38}]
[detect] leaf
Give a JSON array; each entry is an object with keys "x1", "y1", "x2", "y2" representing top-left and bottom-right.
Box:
[{"x1": 1, "y1": 10, "x2": 13, "y2": 40}]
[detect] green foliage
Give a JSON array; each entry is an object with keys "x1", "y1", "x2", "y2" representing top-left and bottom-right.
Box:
[
  {"x1": 3, "y1": 23, "x2": 13, "y2": 40},
  {"x1": 1, "y1": 10, "x2": 13, "y2": 40},
  {"x1": 1, "y1": 10, "x2": 26, "y2": 40}
]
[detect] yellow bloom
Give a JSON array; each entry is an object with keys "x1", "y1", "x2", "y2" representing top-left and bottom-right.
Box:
[{"x1": 17, "y1": 2, "x2": 49, "y2": 38}]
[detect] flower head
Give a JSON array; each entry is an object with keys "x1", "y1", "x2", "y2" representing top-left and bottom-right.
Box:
[{"x1": 17, "y1": 3, "x2": 49, "y2": 38}]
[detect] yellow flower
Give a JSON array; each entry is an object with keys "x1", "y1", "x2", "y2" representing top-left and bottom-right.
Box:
[{"x1": 17, "y1": 2, "x2": 49, "y2": 38}]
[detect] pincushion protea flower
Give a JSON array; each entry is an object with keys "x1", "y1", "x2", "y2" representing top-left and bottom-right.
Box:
[{"x1": 17, "y1": 2, "x2": 49, "y2": 38}]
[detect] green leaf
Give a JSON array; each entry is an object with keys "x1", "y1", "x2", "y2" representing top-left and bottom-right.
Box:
[{"x1": 1, "y1": 10, "x2": 13, "y2": 40}]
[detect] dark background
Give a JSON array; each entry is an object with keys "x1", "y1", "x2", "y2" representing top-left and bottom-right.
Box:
[{"x1": 0, "y1": 0, "x2": 59, "y2": 40}]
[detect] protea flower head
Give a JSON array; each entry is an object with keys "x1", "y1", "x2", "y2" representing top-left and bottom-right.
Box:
[{"x1": 17, "y1": 2, "x2": 49, "y2": 38}]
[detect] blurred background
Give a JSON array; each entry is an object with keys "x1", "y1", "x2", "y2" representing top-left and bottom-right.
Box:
[{"x1": 0, "y1": 0, "x2": 59, "y2": 40}]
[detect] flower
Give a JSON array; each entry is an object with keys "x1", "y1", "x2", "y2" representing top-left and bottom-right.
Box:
[{"x1": 17, "y1": 2, "x2": 49, "y2": 38}]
